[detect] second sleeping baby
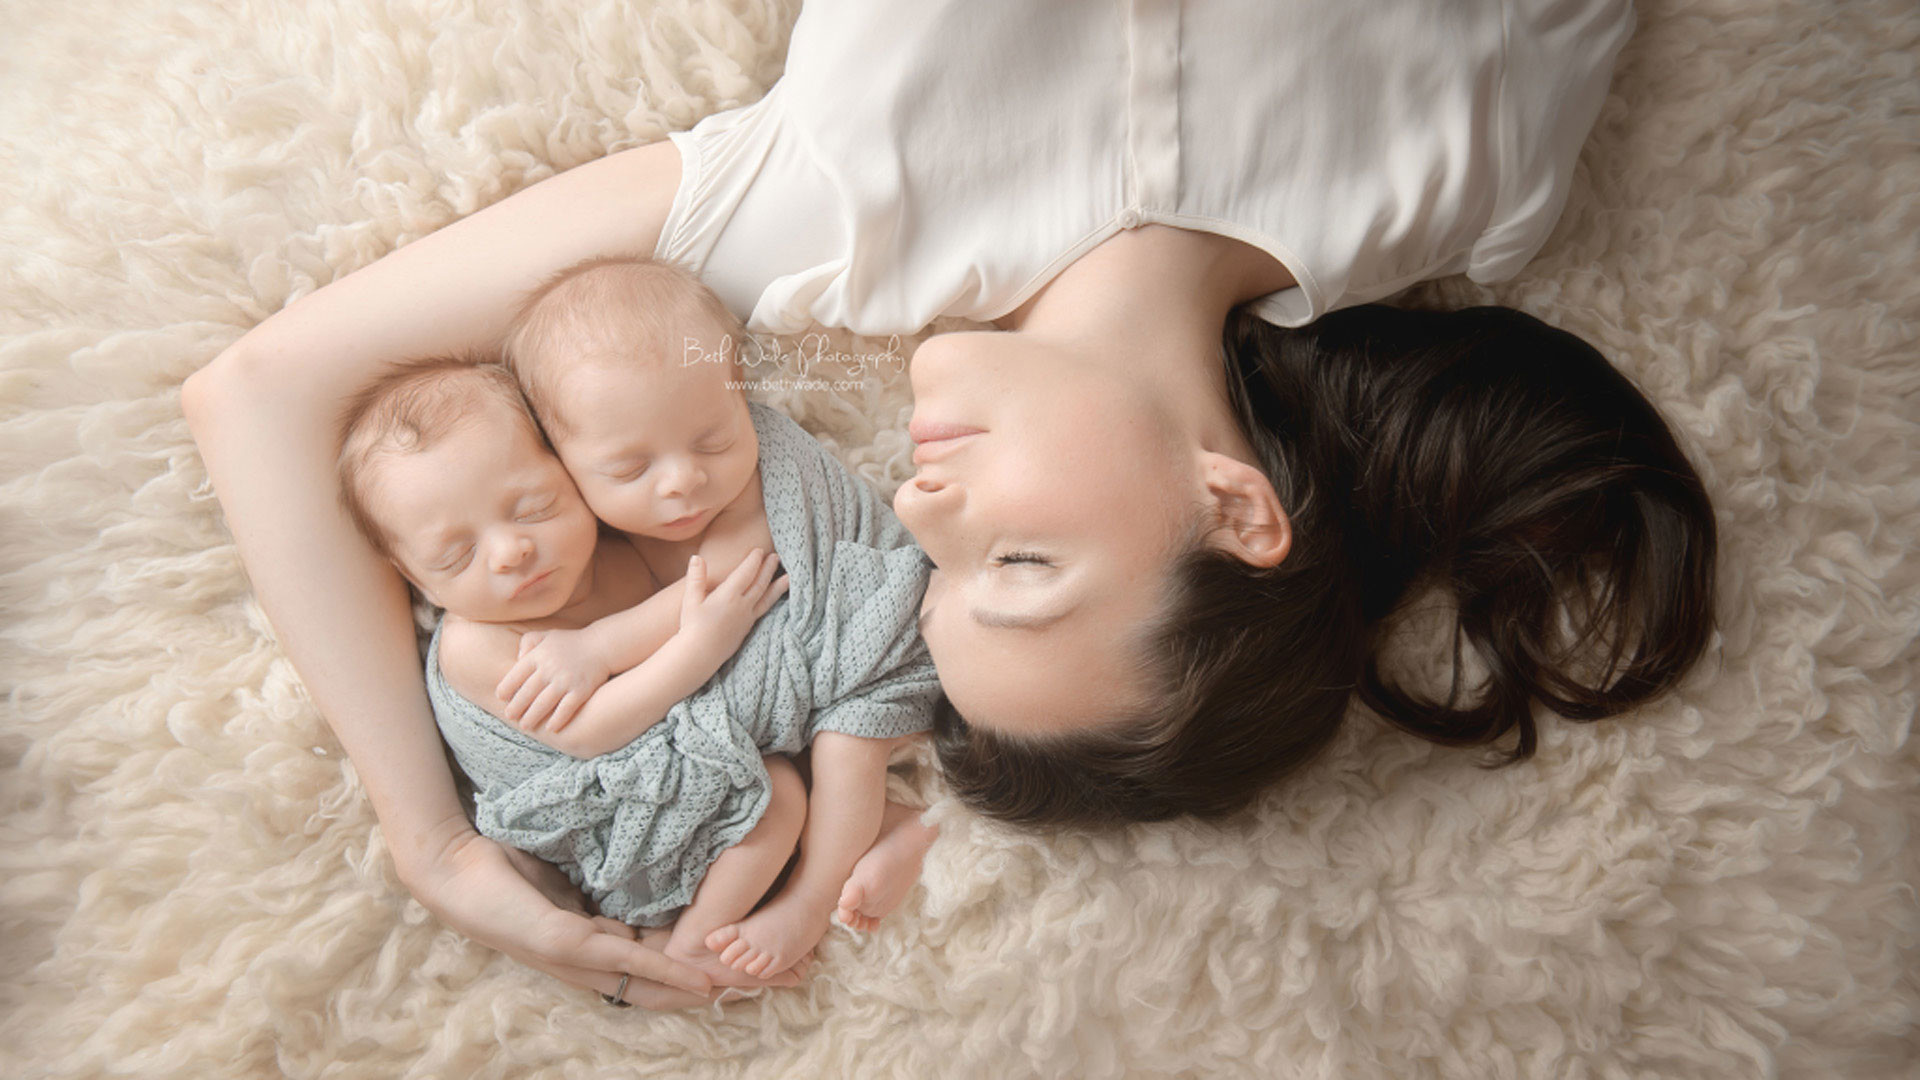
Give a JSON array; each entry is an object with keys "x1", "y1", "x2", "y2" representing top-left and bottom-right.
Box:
[{"x1": 337, "y1": 258, "x2": 939, "y2": 987}]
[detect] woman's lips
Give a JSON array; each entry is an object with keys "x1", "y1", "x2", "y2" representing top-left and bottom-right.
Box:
[
  {"x1": 908, "y1": 418, "x2": 984, "y2": 444},
  {"x1": 909, "y1": 418, "x2": 984, "y2": 465},
  {"x1": 912, "y1": 434, "x2": 978, "y2": 465}
]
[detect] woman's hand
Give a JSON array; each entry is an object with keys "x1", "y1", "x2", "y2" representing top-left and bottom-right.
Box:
[{"x1": 405, "y1": 825, "x2": 743, "y2": 1009}]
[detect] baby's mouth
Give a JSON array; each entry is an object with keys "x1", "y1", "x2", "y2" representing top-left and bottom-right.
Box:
[{"x1": 511, "y1": 568, "x2": 554, "y2": 598}]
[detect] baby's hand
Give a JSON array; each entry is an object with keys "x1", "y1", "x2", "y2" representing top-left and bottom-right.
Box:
[
  {"x1": 496, "y1": 627, "x2": 610, "y2": 733},
  {"x1": 677, "y1": 550, "x2": 789, "y2": 669}
]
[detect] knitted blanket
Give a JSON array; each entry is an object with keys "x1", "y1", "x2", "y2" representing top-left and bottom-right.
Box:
[{"x1": 426, "y1": 403, "x2": 936, "y2": 924}]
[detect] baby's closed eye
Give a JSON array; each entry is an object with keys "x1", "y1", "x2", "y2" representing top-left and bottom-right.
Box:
[{"x1": 515, "y1": 497, "x2": 558, "y2": 521}]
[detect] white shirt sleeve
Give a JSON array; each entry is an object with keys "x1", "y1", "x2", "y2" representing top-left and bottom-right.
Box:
[
  {"x1": 1468, "y1": 0, "x2": 1636, "y2": 282},
  {"x1": 655, "y1": 0, "x2": 1636, "y2": 336},
  {"x1": 655, "y1": 83, "x2": 844, "y2": 330}
]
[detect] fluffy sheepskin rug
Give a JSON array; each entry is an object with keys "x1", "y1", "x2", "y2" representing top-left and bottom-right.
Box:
[{"x1": 3, "y1": 0, "x2": 1915, "y2": 1076}]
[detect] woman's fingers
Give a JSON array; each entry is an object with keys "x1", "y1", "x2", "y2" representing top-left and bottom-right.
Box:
[
  {"x1": 561, "y1": 919, "x2": 715, "y2": 995},
  {"x1": 426, "y1": 833, "x2": 719, "y2": 1008},
  {"x1": 518, "y1": 952, "x2": 714, "y2": 1011},
  {"x1": 514, "y1": 905, "x2": 713, "y2": 997}
]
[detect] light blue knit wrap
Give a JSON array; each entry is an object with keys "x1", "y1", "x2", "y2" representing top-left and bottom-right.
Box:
[{"x1": 426, "y1": 403, "x2": 937, "y2": 925}]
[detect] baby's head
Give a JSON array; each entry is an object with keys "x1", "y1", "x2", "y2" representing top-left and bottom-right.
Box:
[
  {"x1": 504, "y1": 257, "x2": 759, "y2": 541},
  {"x1": 336, "y1": 356, "x2": 600, "y2": 623}
]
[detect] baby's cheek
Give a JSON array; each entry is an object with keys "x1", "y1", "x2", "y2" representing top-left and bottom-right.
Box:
[{"x1": 583, "y1": 485, "x2": 650, "y2": 532}]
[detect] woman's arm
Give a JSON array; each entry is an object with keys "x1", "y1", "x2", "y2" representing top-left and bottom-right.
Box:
[{"x1": 181, "y1": 141, "x2": 722, "y2": 1001}]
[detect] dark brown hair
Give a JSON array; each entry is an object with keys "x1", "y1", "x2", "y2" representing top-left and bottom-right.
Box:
[{"x1": 934, "y1": 305, "x2": 1718, "y2": 827}]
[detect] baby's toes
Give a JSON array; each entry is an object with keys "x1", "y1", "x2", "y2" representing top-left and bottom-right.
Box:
[{"x1": 704, "y1": 924, "x2": 742, "y2": 955}]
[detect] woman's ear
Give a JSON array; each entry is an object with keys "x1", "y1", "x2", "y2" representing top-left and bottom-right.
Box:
[{"x1": 1199, "y1": 452, "x2": 1291, "y2": 568}]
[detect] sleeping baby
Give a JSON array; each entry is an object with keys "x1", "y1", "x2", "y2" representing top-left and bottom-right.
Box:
[{"x1": 334, "y1": 258, "x2": 938, "y2": 985}]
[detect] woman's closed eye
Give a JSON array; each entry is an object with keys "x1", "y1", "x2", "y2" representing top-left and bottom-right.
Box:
[{"x1": 993, "y1": 551, "x2": 1051, "y2": 567}]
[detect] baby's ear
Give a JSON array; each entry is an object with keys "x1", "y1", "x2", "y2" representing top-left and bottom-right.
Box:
[{"x1": 1198, "y1": 451, "x2": 1290, "y2": 568}]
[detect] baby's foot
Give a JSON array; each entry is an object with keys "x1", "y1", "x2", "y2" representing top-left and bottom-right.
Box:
[
  {"x1": 835, "y1": 806, "x2": 938, "y2": 932},
  {"x1": 703, "y1": 894, "x2": 833, "y2": 979},
  {"x1": 664, "y1": 928, "x2": 804, "y2": 989}
]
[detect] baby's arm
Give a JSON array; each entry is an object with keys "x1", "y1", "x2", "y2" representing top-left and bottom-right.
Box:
[
  {"x1": 495, "y1": 585, "x2": 684, "y2": 728},
  {"x1": 498, "y1": 509, "x2": 781, "y2": 729},
  {"x1": 181, "y1": 139, "x2": 719, "y2": 1005},
  {"x1": 478, "y1": 552, "x2": 785, "y2": 760}
]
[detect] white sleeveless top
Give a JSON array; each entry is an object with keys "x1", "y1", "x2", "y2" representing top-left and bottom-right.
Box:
[{"x1": 653, "y1": 0, "x2": 1634, "y2": 335}]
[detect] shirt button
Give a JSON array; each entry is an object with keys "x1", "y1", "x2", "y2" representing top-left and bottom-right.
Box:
[{"x1": 1119, "y1": 209, "x2": 1141, "y2": 229}]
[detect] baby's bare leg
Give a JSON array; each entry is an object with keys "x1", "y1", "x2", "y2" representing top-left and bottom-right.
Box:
[
  {"x1": 836, "y1": 800, "x2": 938, "y2": 932},
  {"x1": 663, "y1": 756, "x2": 806, "y2": 986},
  {"x1": 705, "y1": 732, "x2": 899, "y2": 977}
]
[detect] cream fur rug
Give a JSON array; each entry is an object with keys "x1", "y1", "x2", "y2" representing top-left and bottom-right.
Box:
[{"x1": 3, "y1": 1, "x2": 1915, "y2": 1077}]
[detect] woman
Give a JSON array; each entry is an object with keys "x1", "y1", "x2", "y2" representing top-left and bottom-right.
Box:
[{"x1": 184, "y1": 0, "x2": 1711, "y2": 1008}]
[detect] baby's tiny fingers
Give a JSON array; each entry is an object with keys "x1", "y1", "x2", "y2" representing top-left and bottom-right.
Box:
[
  {"x1": 497, "y1": 660, "x2": 532, "y2": 705},
  {"x1": 753, "y1": 575, "x2": 791, "y2": 617},
  {"x1": 718, "y1": 549, "x2": 767, "y2": 593},
  {"x1": 751, "y1": 553, "x2": 782, "y2": 595},
  {"x1": 546, "y1": 692, "x2": 584, "y2": 734},
  {"x1": 506, "y1": 676, "x2": 547, "y2": 722},
  {"x1": 525, "y1": 683, "x2": 567, "y2": 729}
]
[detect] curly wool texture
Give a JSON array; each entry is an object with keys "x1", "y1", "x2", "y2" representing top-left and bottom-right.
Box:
[{"x1": 2, "y1": 1, "x2": 1915, "y2": 1077}]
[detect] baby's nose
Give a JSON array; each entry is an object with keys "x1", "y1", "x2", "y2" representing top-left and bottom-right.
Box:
[
  {"x1": 490, "y1": 534, "x2": 534, "y2": 571},
  {"x1": 660, "y1": 461, "x2": 706, "y2": 496}
]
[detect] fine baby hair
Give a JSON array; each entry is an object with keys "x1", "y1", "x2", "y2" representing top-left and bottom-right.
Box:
[
  {"x1": 935, "y1": 304, "x2": 1719, "y2": 827},
  {"x1": 333, "y1": 354, "x2": 541, "y2": 560},
  {"x1": 502, "y1": 255, "x2": 749, "y2": 437}
]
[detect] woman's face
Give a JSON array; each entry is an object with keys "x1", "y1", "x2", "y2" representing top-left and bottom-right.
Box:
[{"x1": 892, "y1": 329, "x2": 1205, "y2": 734}]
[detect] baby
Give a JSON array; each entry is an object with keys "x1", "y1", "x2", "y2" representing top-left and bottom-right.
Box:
[
  {"x1": 335, "y1": 358, "x2": 804, "y2": 983},
  {"x1": 494, "y1": 258, "x2": 939, "y2": 979},
  {"x1": 337, "y1": 257, "x2": 939, "y2": 988}
]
